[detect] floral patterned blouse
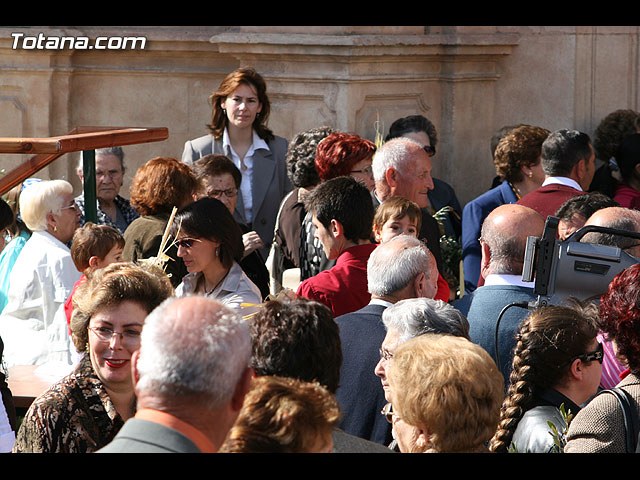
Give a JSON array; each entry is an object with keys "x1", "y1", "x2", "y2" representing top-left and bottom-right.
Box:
[{"x1": 12, "y1": 354, "x2": 124, "y2": 453}]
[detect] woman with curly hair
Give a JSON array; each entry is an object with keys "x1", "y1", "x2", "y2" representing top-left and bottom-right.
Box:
[
  {"x1": 270, "y1": 126, "x2": 334, "y2": 288},
  {"x1": 12, "y1": 262, "x2": 173, "y2": 453},
  {"x1": 386, "y1": 333, "x2": 504, "y2": 453},
  {"x1": 461, "y1": 125, "x2": 550, "y2": 292},
  {"x1": 219, "y1": 375, "x2": 339, "y2": 453},
  {"x1": 490, "y1": 302, "x2": 602, "y2": 453},
  {"x1": 589, "y1": 108, "x2": 640, "y2": 197},
  {"x1": 123, "y1": 156, "x2": 198, "y2": 287},
  {"x1": 565, "y1": 263, "x2": 640, "y2": 453}
]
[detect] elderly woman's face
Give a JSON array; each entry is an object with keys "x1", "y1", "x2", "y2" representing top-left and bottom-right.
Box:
[
  {"x1": 349, "y1": 156, "x2": 375, "y2": 191},
  {"x1": 94, "y1": 153, "x2": 124, "y2": 203},
  {"x1": 374, "y1": 327, "x2": 401, "y2": 402},
  {"x1": 201, "y1": 174, "x2": 238, "y2": 214},
  {"x1": 51, "y1": 192, "x2": 81, "y2": 243},
  {"x1": 88, "y1": 300, "x2": 147, "y2": 392}
]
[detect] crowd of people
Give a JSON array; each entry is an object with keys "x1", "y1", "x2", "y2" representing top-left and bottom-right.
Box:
[{"x1": 1, "y1": 66, "x2": 640, "y2": 454}]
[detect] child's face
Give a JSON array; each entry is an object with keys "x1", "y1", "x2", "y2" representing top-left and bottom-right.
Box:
[
  {"x1": 94, "y1": 244, "x2": 124, "y2": 270},
  {"x1": 375, "y1": 215, "x2": 419, "y2": 243}
]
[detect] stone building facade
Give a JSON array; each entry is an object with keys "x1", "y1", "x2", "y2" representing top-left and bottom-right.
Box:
[{"x1": 0, "y1": 26, "x2": 638, "y2": 206}]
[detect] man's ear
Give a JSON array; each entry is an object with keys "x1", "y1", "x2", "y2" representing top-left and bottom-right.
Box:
[
  {"x1": 384, "y1": 167, "x2": 399, "y2": 189},
  {"x1": 88, "y1": 256, "x2": 101, "y2": 268},
  {"x1": 480, "y1": 240, "x2": 491, "y2": 271},
  {"x1": 413, "y1": 271, "x2": 426, "y2": 297},
  {"x1": 131, "y1": 349, "x2": 141, "y2": 392},
  {"x1": 231, "y1": 366, "x2": 254, "y2": 412},
  {"x1": 330, "y1": 219, "x2": 344, "y2": 239}
]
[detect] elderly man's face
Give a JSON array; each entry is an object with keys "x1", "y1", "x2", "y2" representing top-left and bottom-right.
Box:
[
  {"x1": 392, "y1": 149, "x2": 434, "y2": 209},
  {"x1": 95, "y1": 154, "x2": 124, "y2": 202}
]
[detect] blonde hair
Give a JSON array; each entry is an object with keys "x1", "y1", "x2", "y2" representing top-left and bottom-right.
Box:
[
  {"x1": 219, "y1": 376, "x2": 340, "y2": 453},
  {"x1": 388, "y1": 334, "x2": 504, "y2": 453},
  {"x1": 19, "y1": 179, "x2": 72, "y2": 232}
]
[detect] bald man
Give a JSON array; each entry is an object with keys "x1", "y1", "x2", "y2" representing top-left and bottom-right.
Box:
[
  {"x1": 581, "y1": 206, "x2": 640, "y2": 258},
  {"x1": 453, "y1": 204, "x2": 545, "y2": 384},
  {"x1": 579, "y1": 206, "x2": 640, "y2": 389}
]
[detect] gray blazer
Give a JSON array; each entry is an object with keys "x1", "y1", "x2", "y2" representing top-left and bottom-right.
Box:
[
  {"x1": 97, "y1": 418, "x2": 202, "y2": 453},
  {"x1": 182, "y1": 133, "x2": 291, "y2": 259}
]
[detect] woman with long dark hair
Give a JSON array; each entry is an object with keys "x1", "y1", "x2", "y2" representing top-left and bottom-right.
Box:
[{"x1": 490, "y1": 302, "x2": 602, "y2": 453}]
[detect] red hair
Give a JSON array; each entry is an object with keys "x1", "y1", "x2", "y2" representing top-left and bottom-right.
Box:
[
  {"x1": 599, "y1": 263, "x2": 640, "y2": 372},
  {"x1": 314, "y1": 132, "x2": 376, "y2": 182},
  {"x1": 130, "y1": 157, "x2": 198, "y2": 216}
]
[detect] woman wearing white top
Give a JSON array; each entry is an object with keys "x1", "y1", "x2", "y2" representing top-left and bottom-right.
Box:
[
  {"x1": 0, "y1": 179, "x2": 82, "y2": 369},
  {"x1": 173, "y1": 197, "x2": 262, "y2": 317},
  {"x1": 181, "y1": 67, "x2": 291, "y2": 260}
]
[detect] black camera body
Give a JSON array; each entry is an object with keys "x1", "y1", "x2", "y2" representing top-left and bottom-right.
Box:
[{"x1": 522, "y1": 216, "x2": 640, "y2": 307}]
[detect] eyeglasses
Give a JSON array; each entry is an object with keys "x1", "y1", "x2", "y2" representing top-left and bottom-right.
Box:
[
  {"x1": 351, "y1": 166, "x2": 373, "y2": 175},
  {"x1": 176, "y1": 237, "x2": 202, "y2": 249},
  {"x1": 378, "y1": 348, "x2": 393, "y2": 362},
  {"x1": 61, "y1": 202, "x2": 79, "y2": 212},
  {"x1": 423, "y1": 145, "x2": 436, "y2": 157},
  {"x1": 89, "y1": 325, "x2": 141, "y2": 346},
  {"x1": 381, "y1": 402, "x2": 394, "y2": 424},
  {"x1": 572, "y1": 342, "x2": 604, "y2": 364},
  {"x1": 207, "y1": 188, "x2": 238, "y2": 198}
]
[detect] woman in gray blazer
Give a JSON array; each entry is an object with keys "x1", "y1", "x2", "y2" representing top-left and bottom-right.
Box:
[{"x1": 182, "y1": 67, "x2": 291, "y2": 260}]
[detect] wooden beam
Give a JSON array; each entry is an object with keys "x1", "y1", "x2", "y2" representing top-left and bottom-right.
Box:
[{"x1": 0, "y1": 126, "x2": 168, "y2": 195}]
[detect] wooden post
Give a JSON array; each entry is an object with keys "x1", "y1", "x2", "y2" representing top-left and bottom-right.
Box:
[{"x1": 82, "y1": 149, "x2": 98, "y2": 224}]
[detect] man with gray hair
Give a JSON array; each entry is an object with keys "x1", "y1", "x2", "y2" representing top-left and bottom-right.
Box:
[
  {"x1": 372, "y1": 137, "x2": 444, "y2": 274},
  {"x1": 98, "y1": 296, "x2": 253, "y2": 453},
  {"x1": 334, "y1": 235, "x2": 438, "y2": 446},
  {"x1": 75, "y1": 146, "x2": 139, "y2": 233},
  {"x1": 453, "y1": 203, "x2": 544, "y2": 384}
]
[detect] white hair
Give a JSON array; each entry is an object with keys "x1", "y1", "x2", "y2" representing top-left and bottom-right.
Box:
[
  {"x1": 367, "y1": 235, "x2": 434, "y2": 296},
  {"x1": 135, "y1": 296, "x2": 251, "y2": 410},
  {"x1": 381, "y1": 297, "x2": 470, "y2": 344},
  {"x1": 371, "y1": 137, "x2": 423, "y2": 182},
  {"x1": 19, "y1": 179, "x2": 72, "y2": 232}
]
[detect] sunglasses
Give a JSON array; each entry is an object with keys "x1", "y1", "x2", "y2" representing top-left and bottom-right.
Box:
[
  {"x1": 176, "y1": 237, "x2": 202, "y2": 249},
  {"x1": 572, "y1": 342, "x2": 604, "y2": 364}
]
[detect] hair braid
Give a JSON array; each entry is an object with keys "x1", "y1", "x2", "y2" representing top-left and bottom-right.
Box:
[{"x1": 489, "y1": 319, "x2": 536, "y2": 452}]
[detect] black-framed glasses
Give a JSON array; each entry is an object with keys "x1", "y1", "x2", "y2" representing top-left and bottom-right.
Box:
[
  {"x1": 423, "y1": 145, "x2": 436, "y2": 157},
  {"x1": 176, "y1": 237, "x2": 202, "y2": 249},
  {"x1": 573, "y1": 342, "x2": 604, "y2": 364},
  {"x1": 351, "y1": 166, "x2": 373, "y2": 175},
  {"x1": 208, "y1": 188, "x2": 238, "y2": 198}
]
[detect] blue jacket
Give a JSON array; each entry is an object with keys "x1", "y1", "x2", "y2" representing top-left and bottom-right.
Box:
[{"x1": 461, "y1": 181, "x2": 518, "y2": 292}]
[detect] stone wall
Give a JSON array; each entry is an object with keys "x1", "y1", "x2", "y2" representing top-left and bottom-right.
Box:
[{"x1": 0, "y1": 26, "x2": 638, "y2": 206}]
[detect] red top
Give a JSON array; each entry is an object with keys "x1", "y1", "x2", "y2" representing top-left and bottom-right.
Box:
[
  {"x1": 297, "y1": 243, "x2": 378, "y2": 317},
  {"x1": 516, "y1": 183, "x2": 583, "y2": 220},
  {"x1": 64, "y1": 274, "x2": 87, "y2": 335}
]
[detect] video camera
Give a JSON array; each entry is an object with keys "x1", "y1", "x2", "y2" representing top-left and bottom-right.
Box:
[{"x1": 522, "y1": 215, "x2": 640, "y2": 307}]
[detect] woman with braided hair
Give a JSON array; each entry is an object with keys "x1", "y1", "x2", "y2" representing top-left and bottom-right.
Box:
[{"x1": 489, "y1": 301, "x2": 602, "y2": 453}]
